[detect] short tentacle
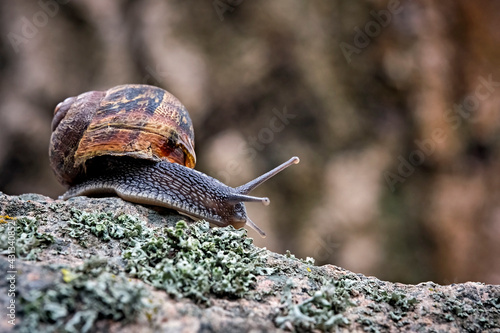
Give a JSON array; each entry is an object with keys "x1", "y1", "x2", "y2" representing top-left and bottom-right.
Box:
[{"x1": 245, "y1": 217, "x2": 266, "y2": 238}]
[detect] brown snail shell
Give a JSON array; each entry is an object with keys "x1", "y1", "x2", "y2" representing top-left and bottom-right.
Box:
[{"x1": 49, "y1": 84, "x2": 195, "y2": 186}]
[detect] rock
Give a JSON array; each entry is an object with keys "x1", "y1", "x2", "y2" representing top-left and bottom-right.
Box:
[{"x1": 0, "y1": 192, "x2": 499, "y2": 332}]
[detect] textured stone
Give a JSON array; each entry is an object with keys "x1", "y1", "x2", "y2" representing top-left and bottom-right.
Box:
[{"x1": 0, "y1": 192, "x2": 499, "y2": 332}]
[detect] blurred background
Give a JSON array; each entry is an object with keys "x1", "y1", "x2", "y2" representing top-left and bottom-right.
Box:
[{"x1": 1, "y1": 0, "x2": 500, "y2": 285}]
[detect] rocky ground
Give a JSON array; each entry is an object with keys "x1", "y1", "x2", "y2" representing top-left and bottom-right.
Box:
[{"x1": 0, "y1": 192, "x2": 499, "y2": 332}]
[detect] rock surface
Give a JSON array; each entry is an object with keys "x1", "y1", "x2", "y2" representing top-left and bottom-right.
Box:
[{"x1": 0, "y1": 192, "x2": 499, "y2": 332}]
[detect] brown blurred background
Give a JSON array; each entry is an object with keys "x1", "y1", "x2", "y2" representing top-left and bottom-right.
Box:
[{"x1": 1, "y1": 0, "x2": 500, "y2": 285}]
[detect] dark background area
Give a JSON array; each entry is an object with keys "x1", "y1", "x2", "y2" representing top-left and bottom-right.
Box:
[{"x1": 1, "y1": 0, "x2": 500, "y2": 285}]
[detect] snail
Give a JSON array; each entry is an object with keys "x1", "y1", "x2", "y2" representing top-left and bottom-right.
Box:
[{"x1": 49, "y1": 84, "x2": 299, "y2": 237}]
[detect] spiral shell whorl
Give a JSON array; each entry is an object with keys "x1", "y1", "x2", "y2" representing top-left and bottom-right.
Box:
[{"x1": 49, "y1": 84, "x2": 196, "y2": 186}]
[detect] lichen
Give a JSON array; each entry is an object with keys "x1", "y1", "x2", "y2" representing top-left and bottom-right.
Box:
[
  {"x1": 0, "y1": 216, "x2": 54, "y2": 259},
  {"x1": 18, "y1": 259, "x2": 148, "y2": 333},
  {"x1": 431, "y1": 290, "x2": 500, "y2": 330},
  {"x1": 124, "y1": 220, "x2": 267, "y2": 303},
  {"x1": 275, "y1": 277, "x2": 354, "y2": 331},
  {"x1": 64, "y1": 210, "x2": 267, "y2": 303},
  {"x1": 285, "y1": 250, "x2": 315, "y2": 266},
  {"x1": 63, "y1": 209, "x2": 145, "y2": 246},
  {"x1": 364, "y1": 283, "x2": 418, "y2": 324},
  {"x1": 273, "y1": 267, "x2": 423, "y2": 332}
]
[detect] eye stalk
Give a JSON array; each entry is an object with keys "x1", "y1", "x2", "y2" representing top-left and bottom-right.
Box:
[
  {"x1": 235, "y1": 156, "x2": 300, "y2": 196},
  {"x1": 228, "y1": 156, "x2": 300, "y2": 237}
]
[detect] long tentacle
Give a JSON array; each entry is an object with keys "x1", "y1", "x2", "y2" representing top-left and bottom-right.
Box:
[{"x1": 235, "y1": 156, "x2": 299, "y2": 195}]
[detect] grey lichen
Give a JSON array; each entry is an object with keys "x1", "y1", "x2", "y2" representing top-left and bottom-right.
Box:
[
  {"x1": 124, "y1": 220, "x2": 266, "y2": 303},
  {"x1": 275, "y1": 277, "x2": 354, "y2": 331},
  {"x1": 274, "y1": 270, "x2": 421, "y2": 332},
  {"x1": 63, "y1": 209, "x2": 145, "y2": 245},
  {"x1": 65, "y1": 210, "x2": 267, "y2": 303},
  {"x1": 0, "y1": 216, "x2": 54, "y2": 260},
  {"x1": 18, "y1": 259, "x2": 148, "y2": 333},
  {"x1": 432, "y1": 289, "x2": 500, "y2": 330}
]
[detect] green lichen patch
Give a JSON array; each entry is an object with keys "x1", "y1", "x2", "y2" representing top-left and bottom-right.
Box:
[
  {"x1": 431, "y1": 289, "x2": 500, "y2": 330},
  {"x1": 64, "y1": 209, "x2": 266, "y2": 303},
  {"x1": 275, "y1": 277, "x2": 355, "y2": 331},
  {"x1": 285, "y1": 250, "x2": 315, "y2": 266},
  {"x1": 64, "y1": 209, "x2": 145, "y2": 246},
  {"x1": 0, "y1": 216, "x2": 54, "y2": 260},
  {"x1": 124, "y1": 220, "x2": 266, "y2": 303},
  {"x1": 273, "y1": 268, "x2": 422, "y2": 332},
  {"x1": 18, "y1": 259, "x2": 148, "y2": 333},
  {"x1": 364, "y1": 284, "x2": 418, "y2": 324}
]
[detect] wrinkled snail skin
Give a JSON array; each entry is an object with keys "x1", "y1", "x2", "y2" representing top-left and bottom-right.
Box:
[
  {"x1": 62, "y1": 157, "x2": 252, "y2": 227},
  {"x1": 49, "y1": 84, "x2": 299, "y2": 237},
  {"x1": 62, "y1": 156, "x2": 300, "y2": 237}
]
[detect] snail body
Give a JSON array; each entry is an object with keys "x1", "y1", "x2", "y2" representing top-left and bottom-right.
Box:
[{"x1": 49, "y1": 84, "x2": 298, "y2": 237}]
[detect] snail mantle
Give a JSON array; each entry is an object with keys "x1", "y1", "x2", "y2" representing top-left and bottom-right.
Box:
[{"x1": 1, "y1": 192, "x2": 499, "y2": 332}]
